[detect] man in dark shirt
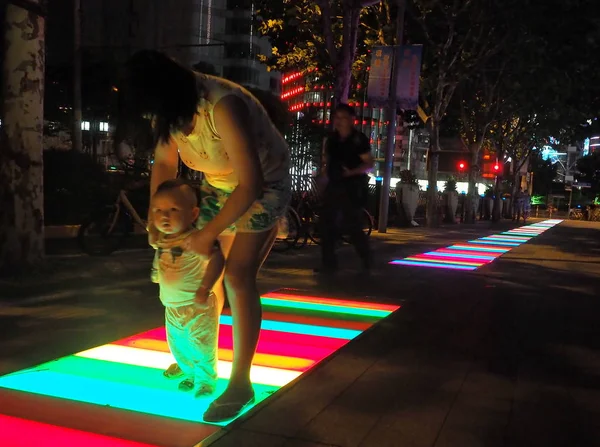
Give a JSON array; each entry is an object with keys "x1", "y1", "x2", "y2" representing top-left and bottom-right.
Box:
[{"x1": 317, "y1": 103, "x2": 375, "y2": 274}]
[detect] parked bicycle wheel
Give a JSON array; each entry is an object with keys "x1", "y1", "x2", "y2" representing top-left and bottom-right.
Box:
[
  {"x1": 271, "y1": 207, "x2": 302, "y2": 253},
  {"x1": 306, "y1": 208, "x2": 323, "y2": 245},
  {"x1": 341, "y1": 208, "x2": 373, "y2": 244},
  {"x1": 77, "y1": 206, "x2": 130, "y2": 256},
  {"x1": 307, "y1": 207, "x2": 373, "y2": 246}
]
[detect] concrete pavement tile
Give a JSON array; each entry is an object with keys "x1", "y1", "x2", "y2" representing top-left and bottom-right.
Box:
[
  {"x1": 297, "y1": 403, "x2": 378, "y2": 447},
  {"x1": 434, "y1": 430, "x2": 504, "y2": 447},
  {"x1": 206, "y1": 429, "x2": 287, "y2": 447},
  {"x1": 358, "y1": 427, "x2": 431, "y2": 447},
  {"x1": 240, "y1": 355, "x2": 375, "y2": 437},
  {"x1": 435, "y1": 398, "x2": 510, "y2": 440},
  {"x1": 568, "y1": 387, "x2": 600, "y2": 413},
  {"x1": 458, "y1": 371, "x2": 515, "y2": 400},
  {"x1": 363, "y1": 408, "x2": 448, "y2": 447},
  {"x1": 283, "y1": 440, "x2": 340, "y2": 447},
  {"x1": 507, "y1": 381, "x2": 590, "y2": 447}
]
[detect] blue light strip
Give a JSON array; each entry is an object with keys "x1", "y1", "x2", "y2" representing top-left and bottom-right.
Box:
[
  {"x1": 390, "y1": 260, "x2": 477, "y2": 270},
  {"x1": 423, "y1": 252, "x2": 497, "y2": 261},
  {"x1": 449, "y1": 245, "x2": 510, "y2": 253},
  {"x1": 390, "y1": 220, "x2": 562, "y2": 271},
  {"x1": 467, "y1": 240, "x2": 521, "y2": 247}
]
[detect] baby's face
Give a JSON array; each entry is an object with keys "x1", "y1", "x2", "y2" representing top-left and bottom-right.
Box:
[{"x1": 152, "y1": 191, "x2": 196, "y2": 235}]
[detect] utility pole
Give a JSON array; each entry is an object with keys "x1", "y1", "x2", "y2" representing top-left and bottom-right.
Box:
[
  {"x1": 377, "y1": 0, "x2": 405, "y2": 233},
  {"x1": 73, "y1": 0, "x2": 83, "y2": 152}
]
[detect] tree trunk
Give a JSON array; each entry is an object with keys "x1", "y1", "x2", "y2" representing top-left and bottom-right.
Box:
[
  {"x1": 464, "y1": 141, "x2": 482, "y2": 224},
  {"x1": 426, "y1": 119, "x2": 441, "y2": 227},
  {"x1": 491, "y1": 173, "x2": 503, "y2": 222},
  {"x1": 0, "y1": 3, "x2": 46, "y2": 273},
  {"x1": 331, "y1": 2, "x2": 361, "y2": 107},
  {"x1": 509, "y1": 167, "x2": 520, "y2": 220}
]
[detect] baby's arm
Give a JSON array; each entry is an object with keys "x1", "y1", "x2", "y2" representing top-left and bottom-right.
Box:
[
  {"x1": 195, "y1": 247, "x2": 225, "y2": 305},
  {"x1": 151, "y1": 249, "x2": 160, "y2": 284}
]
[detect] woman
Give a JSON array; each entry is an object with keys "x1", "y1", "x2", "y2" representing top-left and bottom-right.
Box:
[{"x1": 115, "y1": 50, "x2": 291, "y2": 422}]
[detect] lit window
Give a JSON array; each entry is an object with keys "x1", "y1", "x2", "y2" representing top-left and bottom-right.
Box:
[
  {"x1": 99, "y1": 122, "x2": 109, "y2": 132},
  {"x1": 81, "y1": 121, "x2": 90, "y2": 131}
]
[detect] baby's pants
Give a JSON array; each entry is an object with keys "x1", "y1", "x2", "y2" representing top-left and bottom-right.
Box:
[{"x1": 165, "y1": 296, "x2": 219, "y2": 390}]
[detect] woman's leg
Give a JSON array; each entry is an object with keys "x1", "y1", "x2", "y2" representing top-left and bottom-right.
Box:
[{"x1": 203, "y1": 227, "x2": 277, "y2": 422}]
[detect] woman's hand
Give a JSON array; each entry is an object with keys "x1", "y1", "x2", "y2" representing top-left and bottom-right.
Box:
[{"x1": 185, "y1": 229, "x2": 217, "y2": 259}]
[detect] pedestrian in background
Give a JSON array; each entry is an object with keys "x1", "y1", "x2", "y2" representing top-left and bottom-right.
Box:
[{"x1": 316, "y1": 104, "x2": 374, "y2": 275}]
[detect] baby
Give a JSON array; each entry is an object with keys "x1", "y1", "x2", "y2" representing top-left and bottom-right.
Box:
[{"x1": 151, "y1": 179, "x2": 224, "y2": 398}]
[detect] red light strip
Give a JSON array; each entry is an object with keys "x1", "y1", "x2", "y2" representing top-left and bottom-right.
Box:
[
  {"x1": 0, "y1": 414, "x2": 158, "y2": 447},
  {"x1": 262, "y1": 292, "x2": 398, "y2": 312},
  {"x1": 413, "y1": 254, "x2": 493, "y2": 265}
]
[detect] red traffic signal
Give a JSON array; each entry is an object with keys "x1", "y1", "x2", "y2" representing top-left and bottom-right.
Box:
[
  {"x1": 458, "y1": 161, "x2": 467, "y2": 171},
  {"x1": 493, "y1": 163, "x2": 500, "y2": 171}
]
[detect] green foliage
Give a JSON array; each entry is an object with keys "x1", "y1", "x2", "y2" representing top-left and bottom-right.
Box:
[
  {"x1": 444, "y1": 177, "x2": 457, "y2": 192},
  {"x1": 530, "y1": 152, "x2": 558, "y2": 197},
  {"x1": 256, "y1": 0, "x2": 389, "y2": 102},
  {"x1": 531, "y1": 195, "x2": 545, "y2": 206},
  {"x1": 399, "y1": 169, "x2": 418, "y2": 185},
  {"x1": 576, "y1": 152, "x2": 600, "y2": 198}
]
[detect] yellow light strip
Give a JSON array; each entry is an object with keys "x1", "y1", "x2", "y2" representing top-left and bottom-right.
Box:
[
  {"x1": 76, "y1": 344, "x2": 300, "y2": 387},
  {"x1": 125, "y1": 338, "x2": 314, "y2": 371}
]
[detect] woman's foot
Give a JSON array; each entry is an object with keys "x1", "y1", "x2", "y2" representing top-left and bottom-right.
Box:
[
  {"x1": 202, "y1": 383, "x2": 255, "y2": 423},
  {"x1": 163, "y1": 363, "x2": 184, "y2": 379}
]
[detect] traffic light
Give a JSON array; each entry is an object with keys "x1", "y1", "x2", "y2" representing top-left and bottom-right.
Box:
[
  {"x1": 458, "y1": 160, "x2": 467, "y2": 172},
  {"x1": 493, "y1": 163, "x2": 500, "y2": 172}
]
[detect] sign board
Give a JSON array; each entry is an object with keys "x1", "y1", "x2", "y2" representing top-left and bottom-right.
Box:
[
  {"x1": 394, "y1": 116, "x2": 403, "y2": 157},
  {"x1": 573, "y1": 182, "x2": 592, "y2": 188},
  {"x1": 367, "y1": 46, "x2": 393, "y2": 106},
  {"x1": 396, "y1": 45, "x2": 423, "y2": 110}
]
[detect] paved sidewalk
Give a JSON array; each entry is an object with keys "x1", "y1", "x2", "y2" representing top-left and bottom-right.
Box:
[
  {"x1": 1, "y1": 220, "x2": 599, "y2": 447},
  {"x1": 210, "y1": 220, "x2": 600, "y2": 447}
]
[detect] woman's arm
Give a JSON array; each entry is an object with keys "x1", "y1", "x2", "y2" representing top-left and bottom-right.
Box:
[
  {"x1": 200, "y1": 95, "x2": 263, "y2": 239},
  {"x1": 150, "y1": 137, "x2": 180, "y2": 197}
]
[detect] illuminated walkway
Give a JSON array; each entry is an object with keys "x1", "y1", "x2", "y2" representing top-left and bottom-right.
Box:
[
  {"x1": 390, "y1": 219, "x2": 563, "y2": 271},
  {"x1": 0, "y1": 289, "x2": 399, "y2": 447}
]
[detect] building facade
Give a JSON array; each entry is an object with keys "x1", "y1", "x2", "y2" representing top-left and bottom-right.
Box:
[
  {"x1": 280, "y1": 70, "x2": 431, "y2": 187},
  {"x1": 78, "y1": 0, "x2": 277, "y2": 91}
]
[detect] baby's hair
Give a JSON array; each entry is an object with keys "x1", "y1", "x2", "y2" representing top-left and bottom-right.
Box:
[{"x1": 154, "y1": 179, "x2": 199, "y2": 208}]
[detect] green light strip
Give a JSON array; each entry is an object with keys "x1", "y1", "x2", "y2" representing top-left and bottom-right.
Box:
[
  {"x1": 219, "y1": 315, "x2": 360, "y2": 340},
  {"x1": 260, "y1": 297, "x2": 392, "y2": 319},
  {"x1": 0, "y1": 355, "x2": 277, "y2": 426}
]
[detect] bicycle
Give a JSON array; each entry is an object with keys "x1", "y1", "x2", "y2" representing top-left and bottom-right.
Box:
[
  {"x1": 78, "y1": 171, "x2": 150, "y2": 256},
  {"x1": 299, "y1": 192, "x2": 373, "y2": 246},
  {"x1": 271, "y1": 206, "x2": 303, "y2": 253},
  {"x1": 569, "y1": 208, "x2": 584, "y2": 220}
]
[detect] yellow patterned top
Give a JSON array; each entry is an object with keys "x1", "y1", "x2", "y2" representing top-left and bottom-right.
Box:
[{"x1": 174, "y1": 74, "x2": 290, "y2": 193}]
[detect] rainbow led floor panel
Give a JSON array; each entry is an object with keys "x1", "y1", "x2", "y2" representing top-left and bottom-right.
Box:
[
  {"x1": 390, "y1": 219, "x2": 563, "y2": 271},
  {"x1": 0, "y1": 289, "x2": 400, "y2": 447}
]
